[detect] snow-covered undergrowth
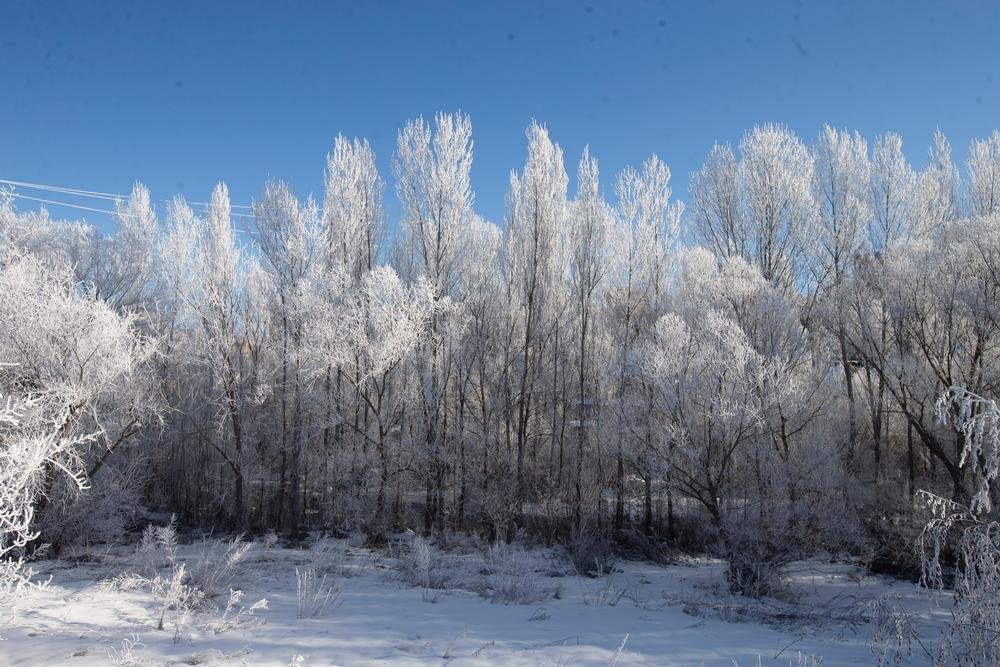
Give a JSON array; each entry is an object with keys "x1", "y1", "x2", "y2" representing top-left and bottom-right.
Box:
[
  {"x1": 391, "y1": 535, "x2": 563, "y2": 605},
  {"x1": 1, "y1": 536, "x2": 951, "y2": 666},
  {"x1": 97, "y1": 520, "x2": 265, "y2": 645}
]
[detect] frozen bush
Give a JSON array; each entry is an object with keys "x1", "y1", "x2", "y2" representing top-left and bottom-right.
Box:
[
  {"x1": 867, "y1": 594, "x2": 918, "y2": 667},
  {"x1": 306, "y1": 539, "x2": 346, "y2": 577},
  {"x1": 186, "y1": 535, "x2": 253, "y2": 599},
  {"x1": 565, "y1": 529, "x2": 617, "y2": 578},
  {"x1": 106, "y1": 633, "x2": 144, "y2": 667},
  {"x1": 477, "y1": 541, "x2": 549, "y2": 605},
  {"x1": 1, "y1": 239, "x2": 162, "y2": 561},
  {"x1": 213, "y1": 588, "x2": 268, "y2": 634},
  {"x1": 0, "y1": 392, "x2": 92, "y2": 609},
  {"x1": 921, "y1": 388, "x2": 1000, "y2": 666},
  {"x1": 106, "y1": 563, "x2": 265, "y2": 641},
  {"x1": 0, "y1": 249, "x2": 157, "y2": 609},
  {"x1": 108, "y1": 522, "x2": 263, "y2": 640},
  {"x1": 38, "y1": 454, "x2": 148, "y2": 552},
  {"x1": 716, "y1": 436, "x2": 864, "y2": 599},
  {"x1": 396, "y1": 534, "x2": 450, "y2": 591},
  {"x1": 295, "y1": 566, "x2": 339, "y2": 618},
  {"x1": 720, "y1": 523, "x2": 792, "y2": 600},
  {"x1": 263, "y1": 529, "x2": 279, "y2": 549},
  {"x1": 104, "y1": 563, "x2": 203, "y2": 641},
  {"x1": 582, "y1": 572, "x2": 632, "y2": 607},
  {"x1": 134, "y1": 515, "x2": 179, "y2": 574}
]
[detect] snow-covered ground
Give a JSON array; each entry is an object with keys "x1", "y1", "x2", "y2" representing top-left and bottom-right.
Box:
[{"x1": 1, "y1": 539, "x2": 949, "y2": 666}]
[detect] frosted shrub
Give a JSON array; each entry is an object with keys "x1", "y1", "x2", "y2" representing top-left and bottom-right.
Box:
[
  {"x1": 867, "y1": 595, "x2": 918, "y2": 667},
  {"x1": 582, "y1": 572, "x2": 631, "y2": 607},
  {"x1": 720, "y1": 521, "x2": 791, "y2": 600},
  {"x1": 186, "y1": 535, "x2": 253, "y2": 599},
  {"x1": 135, "y1": 515, "x2": 179, "y2": 573},
  {"x1": 153, "y1": 564, "x2": 202, "y2": 641},
  {"x1": 105, "y1": 563, "x2": 203, "y2": 642},
  {"x1": 107, "y1": 562, "x2": 265, "y2": 641},
  {"x1": 917, "y1": 387, "x2": 1000, "y2": 666},
  {"x1": 107, "y1": 633, "x2": 144, "y2": 667},
  {"x1": 397, "y1": 535, "x2": 449, "y2": 591},
  {"x1": 918, "y1": 499, "x2": 1000, "y2": 666},
  {"x1": 263, "y1": 529, "x2": 279, "y2": 549},
  {"x1": 107, "y1": 522, "x2": 263, "y2": 640},
  {"x1": 39, "y1": 454, "x2": 148, "y2": 552},
  {"x1": 565, "y1": 528, "x2": 617, "y2": 578},
  {"x1": 0, "y1": 249, "x2": 157, "y2": 608},
  {"x1": 405, "y1": 535, "x2": 431, "y2": 584},
  {"x1": 213, "y1": 588, "x2": 268, "y2": 634},
  {"x1": 718, "y1": 438, "x2": 861, "y2": 599},
  {"x1": 295, "y1": 566, "x2": 339, "y2": 618},
  {"x1": 478, "y1": 541, "x2": 548, "y2": 605},
  {"x1": 0, "y1": 393, "x2": 92, "y2": 609},
  {"x1": 307, "y1": 539, "x2": 346, "y2": 577}
]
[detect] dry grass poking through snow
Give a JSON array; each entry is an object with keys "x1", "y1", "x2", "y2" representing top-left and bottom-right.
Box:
[{"x1": 0, "y1": 534, "x2": 953, "y2": 666}]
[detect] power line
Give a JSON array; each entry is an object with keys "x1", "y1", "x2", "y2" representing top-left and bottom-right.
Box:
[
  {"x1": 3, "y1": 192, "x2": 257, "y2": 232},
  {"x1": 1, "y1": 177, "x2": 327, "y2": 231},
  {"x1": 0, "y1": 178, "x2": 258, "y2": 210},
  {"x1": 4, "y1": 193, "x2": 135, "y2": 217},
  {"x1": 0, "y1": 179, "x2": 121, "y2": 202}
]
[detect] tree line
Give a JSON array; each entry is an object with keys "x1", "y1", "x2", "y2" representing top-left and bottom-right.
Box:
[{"x1": 2, "y1": 115, "x2": 998, "y2": 596}]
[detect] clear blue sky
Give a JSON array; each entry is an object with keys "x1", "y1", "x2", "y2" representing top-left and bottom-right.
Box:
[{"x1": 1, "y1": 0, "x2": 998, "y2": 229}]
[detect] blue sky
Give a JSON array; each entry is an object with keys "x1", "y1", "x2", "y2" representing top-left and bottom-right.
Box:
[{"x1": 1, "y1": 0, "x2": 998, "y2": 230}]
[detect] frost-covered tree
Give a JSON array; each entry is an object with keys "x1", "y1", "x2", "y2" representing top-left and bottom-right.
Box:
[
  {"x1": 869, "y1": 132, "x2": 916, "y2": 252},
  {"x1": 967, "y1": 130, "x2": 1000, "y2": 218},
  {"x1": 920, "y1": 128, "x2": 961, "y2": 230},
  {"x1": 641, "y1": 247, "x2": 853, "y2": 595},
  {"x1": 0, "y1": 248, "x2": 156, "y2": 595},
  {"x1": 323, "y1": 135, "x2": 384, "y2": 278},
  {"x1": 606, "y1": 154, "x2": 680, "y2": 534},
  {"x1": 566, "y1": 148, "x2": 611, "y2": 529},
  {"x1": 811, "y1": 126, "x2": 871, "y2": 454},
  {"x1": 395, "y1": 112, "x2": 475, "y2": 297},
  {"x1": 92, "y1": 183, "x2": 161, "y2": 312},
  {"x1": 394, "y1": 112, "x2": 475, "y2": 532},
  {"x1": 162, "y1": 185, "x2": 260, "y2": 527},
  {"x1": 739, "y1": 124, "x2": 816, "y2": 290},
  {"x1": 446, "y1": 216, "x2": 501, "y2": 528},
  {"x1": 691, "y1": 125, "x2": 816, "y2": 291},
  {"x1": 253, "y1": 180, "x2": 322, "y2": 533},
  {"x1": 503, "y1": 121, "x2": 567, "y2": 517},
  {"x1": 0, "y1": 391, "x2": 90, "y2": 606},
  {"x1": 340, "y1": 268, "x2": 440, "y2": 530},
  {"x1": 5, "y1": 116, "x2": 1000, "y2": 610},
  {"x1": 690, "y1": 143, "x2": 744, "y2": 261},
  {"x1": 318, "y1": 134, "x2": 386, "y2": 523}
]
